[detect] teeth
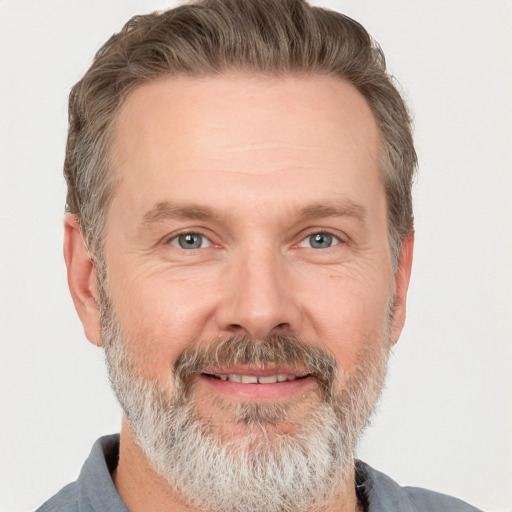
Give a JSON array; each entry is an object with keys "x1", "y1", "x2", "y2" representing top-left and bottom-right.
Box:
[
  {"x1": 241, "y1": 375, "x2": 258, "y2": 384},
  {"x1": 214, "y1": 374, "x2": 299, "y2": 383},
  {"x1": 258, "y1": 375, "x2": 278, "y2": 384}
]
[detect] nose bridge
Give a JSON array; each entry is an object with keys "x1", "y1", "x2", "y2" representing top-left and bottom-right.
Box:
[{"x1": 216, "y1": 244, "x2": 300, "y2": 339}]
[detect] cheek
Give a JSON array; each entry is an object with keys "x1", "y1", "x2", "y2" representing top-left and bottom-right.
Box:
[
  {"x1": 301, "y1": 270, "x2": 392, "y2": 374},
  {"x1": 108, "y1": 271, "x2": 217, "y2": 381}
]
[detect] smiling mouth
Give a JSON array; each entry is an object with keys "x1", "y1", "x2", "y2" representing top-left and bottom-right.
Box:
[
  {"x1": 203, "y1": 373, "x2": 310, "y2": 384},
  {"x1": 197, "y1": 367, "x2": 317, "y2": 401}
]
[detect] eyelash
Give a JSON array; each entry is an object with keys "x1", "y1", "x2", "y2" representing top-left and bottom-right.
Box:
[
  {"x1": 297, "y1": 230, "x2": 343, "y2": 250},
  {"x1": 165, "y1": 229, "x2": 344, "y2": 251},
  {"x1": 166, "y1": 231, "x2": 212, "y2": 250}
]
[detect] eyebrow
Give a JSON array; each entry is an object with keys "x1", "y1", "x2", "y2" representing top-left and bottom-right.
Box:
[
  {"x1": 141, "y1": 198, "x2": 367, "y2": 226},
  {"x1": 294, "y1": 201, "x2": 367, "y2": 223},
  {"x1": 142, "y1": 202, "x2": 216, "y2": 225}
]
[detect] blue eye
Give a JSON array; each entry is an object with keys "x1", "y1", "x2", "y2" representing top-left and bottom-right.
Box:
[
  {"x1": 170, "y1": 233, "x2": 210, "y2": 250},
  {"x1": 299, "y1": 232, "x2": 339, "y2": 249}
]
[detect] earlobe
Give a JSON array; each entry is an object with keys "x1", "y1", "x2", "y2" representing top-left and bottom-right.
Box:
[
  {"x1": 390, "y1": 232, "x2": 414, "y2": 345},
  {"x1": 63, "y1": 214, "x2": 102, "y2": 346}
]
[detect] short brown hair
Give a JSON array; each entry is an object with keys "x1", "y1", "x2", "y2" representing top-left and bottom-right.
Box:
[{"x1": 65, "y1": 0, "x2": 417, "y2": 264}]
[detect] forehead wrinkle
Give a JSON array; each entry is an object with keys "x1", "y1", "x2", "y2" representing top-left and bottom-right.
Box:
[
  {"x1": 179, "y1": 165, "x2": 336, "y2": 179},
  {"x1": 221, "y1": 142, "x2": 325, "y2": 153}
]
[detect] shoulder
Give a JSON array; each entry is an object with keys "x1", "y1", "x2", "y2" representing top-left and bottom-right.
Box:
[
  {"x1": 34, "y1": 435, "x2": 124, "y2": 512},
  {"x1": 356, "y1": 461, "x2": 483, "y2": 512},
  {"x1": 35, "y1": 482, "x2": 81, "y2": 512},
  {"x1": 402, "y1": 486, "x2": 483, "y2": 512}
]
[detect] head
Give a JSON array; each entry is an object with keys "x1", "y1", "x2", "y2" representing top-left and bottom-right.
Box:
[
  {"x1": 64, "y1": 0, "x2": 416, "y2": 266},
  {"x1": 63, "y1": 1, "x2": 416, "y2": 511}
]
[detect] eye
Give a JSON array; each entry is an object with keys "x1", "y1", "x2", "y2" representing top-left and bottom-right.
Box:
[
  {"x1": 299, "y1": 232, "x2": 340, "y2": 249},
  {"x1": 169, "y1": 233, "x2": 211, "y2": 250}
]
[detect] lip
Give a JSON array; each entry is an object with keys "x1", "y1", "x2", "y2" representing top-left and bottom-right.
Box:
[
  {"x1": 203, "y1": 365, "x2": 310, "y2": 378},
  {"x1": 199, "y1": 366, "x2": 315, "y2": 400}
]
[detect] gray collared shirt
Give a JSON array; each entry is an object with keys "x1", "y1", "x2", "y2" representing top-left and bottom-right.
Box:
[{"x1": 36, "y1": 435, "x2": 482, "y2": 511}]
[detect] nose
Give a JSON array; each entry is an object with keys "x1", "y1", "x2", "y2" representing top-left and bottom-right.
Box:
[{"x1": 215, "y1": 248, "x2": 302, "y2": 340}]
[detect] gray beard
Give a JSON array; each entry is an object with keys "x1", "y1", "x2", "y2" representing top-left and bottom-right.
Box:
[{"x1": 101, "y1": 303, "x2": 391, "y2": 512}]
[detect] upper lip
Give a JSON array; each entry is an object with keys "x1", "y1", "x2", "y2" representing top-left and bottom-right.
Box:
[{"x1": 202, "y1": 366, "x2": 310, "y2": 378}]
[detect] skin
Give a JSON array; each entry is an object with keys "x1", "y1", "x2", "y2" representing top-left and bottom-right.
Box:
[{"x1": 64, "y1": 74, "x2": 413, "y2": 512}]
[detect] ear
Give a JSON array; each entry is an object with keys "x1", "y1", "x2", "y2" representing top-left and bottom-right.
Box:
[
  {"x1": 390, "y1": 232, "x2": 414, "y2": 345},
  {"x1": 63, "y1": 214, "x2": 102, "y2": 346}
]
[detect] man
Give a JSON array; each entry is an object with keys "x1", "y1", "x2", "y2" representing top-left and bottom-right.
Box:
[{"x1": 37, "y1": 0, "x2": 482, "y2": 511}]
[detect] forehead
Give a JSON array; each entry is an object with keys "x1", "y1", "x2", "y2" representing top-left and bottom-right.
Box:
[{"x1": 109, "y1": 73, "x2": 382, "y2": 217}]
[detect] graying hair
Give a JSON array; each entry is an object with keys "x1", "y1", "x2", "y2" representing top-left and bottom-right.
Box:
[
  {"x1": 102, "y1": 323, "x2": 391, "y2": 512},
  {"x1": 65, "y1": 0, "x2": 417, "y2": 264}
]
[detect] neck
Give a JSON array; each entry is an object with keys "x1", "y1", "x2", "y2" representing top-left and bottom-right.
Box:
[{"x1": 113, "y1": 418, "x2": 363, "y2": 512}]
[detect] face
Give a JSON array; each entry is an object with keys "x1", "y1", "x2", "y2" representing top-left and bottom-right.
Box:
[
  {"x1": 103, "y1": 73, "x2": 401, "y2": 407},
  {"x1": 65, "y1": 73, "x2": 413, "y2": 511}
]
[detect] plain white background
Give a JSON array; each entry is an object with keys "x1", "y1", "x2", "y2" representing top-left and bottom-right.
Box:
[{"x1": 0, "y1": 1, "x2": 511, "y2": 511}]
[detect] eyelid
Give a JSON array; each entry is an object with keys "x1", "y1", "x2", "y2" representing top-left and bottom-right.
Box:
[
  {"x1": 161, "y1": 228, "x2": 346, "y2": 250},
  {"x1": 296, "y1": 229, "x2": 344, "y2": 248},
  {"x1": 164, "y1": 230, "x2": 214, "y2": 249}
]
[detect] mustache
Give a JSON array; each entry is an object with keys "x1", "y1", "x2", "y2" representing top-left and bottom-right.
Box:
[{"x1": 173, "y1": 333, "x2": 338, "y2": 402}]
